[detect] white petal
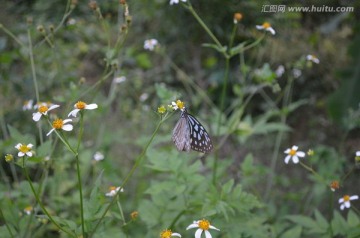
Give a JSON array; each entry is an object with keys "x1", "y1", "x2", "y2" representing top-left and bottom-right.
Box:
[
  {"x1": 27, "y1": 144, "x2": 33, "y2": 148},
  {"x1": 15, "y1": 143, "x2": 22, "y2": 149},
  {"x1": 172, "y1": 233, "x2": 181, "y2": 237},
  {"x1": 46, "y1": 129, "x2": 55, "y2": 136},
  {"x1": 339, "y1": 198, "x2": 344, "y2": 203},
  {"x1": 340, "y1": 204, "x2": 345, "y2": 210},
  {"x1": 18, "y1": 152, "x2": 25, "y2": 157},
  {"x1": 48, "y1": 104, "x2": 60, "y2": 111},
  {"x1": 292, "y1": 156, "x2": 299, "y2": 164},
  {"x1": 292, "y1": 145, "x2": 299, "y2": 150},
  {"x1": 284, "y1": 155, "x2": 291, "y2": 164},
  {"x1": 68, "y1": 109, "x2": 80, "y2": 117},
  {"x1": 296, "y1": 151, "x2": 306, "y2": 157},
  {"x1": 63, "y1": 119, "x2": 73, "y2": 124},
  {"x1": 204, "y1": 230, "x2": 212, "y2": 238},
  {"x1": 85, "y1": 103, "x2": 98, "y2": 110},
  {"x1": 350, "y1": 195, "x2": 359, "y2": 201},
  {"x1": 62, "y1": 124, "x2": 73, "y2": 131},
  {"x1": 356, "y1": 151, "x2": 360, "y2": 156},
  {"x1": 345, "y1": 201, "x2": 351, "y2": 208},
  {"x1": 209, "y1": 225, "x2": 220, "y2": 231},
  {"x1": 26, "y1": 151, "x2": 33, "y2": 157},
  {"x1": 195, "y1": 229, "x2": 203, "y2": 238},
  {"x1": 32, "y1": 112, "x2": 42, "y2": 121},
  {"x1": 256, "y1": 25, "x2": 264, "y2": 30},
  {"x1": 267, "y1": 27, "x2": 276, "y2": 35},
  {"x1": 284, "y1": 148, "x2": 291, "y2": 154},
  {"x1": 186, "y1": 223, "x2": 199, "y2": 230}
]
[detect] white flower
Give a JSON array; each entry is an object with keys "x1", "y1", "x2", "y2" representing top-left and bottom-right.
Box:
[
  {"x1": 186, "y1": 219, "x2": 220, "y2": 238},
  {"x1": 68, "y1": 101, "x2": 98, "y2": 117},
  {"x1": 46, "y1": 119, "x2": 73, "y2": 136},
  {"x1": 171, "y1": 100, "x2": 185, "y2": 111},
  {"x1": 306, "y1": 54, "x2": 320, "y2": 64},
  {"x1": 23, "y1": 100, "x2": 34, "y2": 111},
  {"x1": 275, "y1": 65, "x2": 285, "y2": 78},
  {"x1": 356, "y1": 151, "x2": 360, "y2": 157},
  {"x1": 32, "y1": 104, "x2": 60, "y2": 122},
  {"x1": 170, "y1": 0, "x2": 186, "y2": 5},
  {"x1": 160, "y1": 229, "x2": 182, "y2": 238},
  {"x1": 284, "y1": 145, "x2": 306, "y2": 164},
  {"x1": 93, "y1": 151, "x2": 104, "y2": 161},
  {"x1": 105, "y1": 186, "x2": 124, "y2": 197},
  {"x1": 113, "y1": 76, "x2": 126, "y2": 84},
  {"x1": 144, "y1": 39, "x2": 159, "y2": 51},
  {"x1": 256, "y1": 22, "x2": 276, "y2": 35},
  {"x1": 139, "y1": 93, "x2": 149, "y2": 102},
  {"x1": 339, "y1": 195, "x2": 359, "y2": 210},
  {"x1": 15, "y1": 143, "x2": 34, "y2": 157},
  {"x1": 67, "y1": 18, "x2": 76, "y2": 25},
  {"x1": 24, "y1": 206, "x2": 33, "y2": 215}
]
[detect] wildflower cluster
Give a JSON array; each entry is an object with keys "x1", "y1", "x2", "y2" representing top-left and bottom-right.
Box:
[
  {"x1": 159, "y1": 219, "x2": 220, "y2": 238},
  {"x1": 284, "y1": 145, "x2": 359, "y2": 211}
]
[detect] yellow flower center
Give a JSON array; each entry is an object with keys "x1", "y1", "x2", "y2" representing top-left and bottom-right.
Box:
[
  {"x1": 343, "y1": 195, "x2": 350, "y2": 201},
  {"x1": 5, "y1": 154, "x2": 14, "y2": 162},
  {"x1": 39, "y1": 105, "x2": 49, "y2": 113},
  {"x1": 176, "y1": 100, "x2": 185, "y2": 110},
  {"x1": 289, "y1": 149, "x2": 296, "y2": 156},
  {"x1": 160, "y1": 229, "x2": 172, "y2": 238},
  {"x1": 109, "y1": 186, "x2": 117, "y2": 192},
  {"x1": 24, "y1": 206, "x2": 33, "y2": 213},
  {"x1": 52, "y1": 119, "x2": 64, "y2": 129},
  {"x1": 234, "y1": 13, "x2": 243, "y2": 22},
  {"x1": 19, "y1": 144, "x2": 30, "y2": 153},
  {"x1": 130, "y1": 211, "x2": 139, "y2": 220},
  {"x1": 198, "y1": 219, "x2": 210, "y2": 230},
  {"x1": 76, "y1": 101, "x2": 86, "y2": 109},
  {"x1": 262, "y1": 22, "x2": 271, "y2": 29},
  {"x1": 158, "y1": 106, "x2": 166, "y2": 114}
]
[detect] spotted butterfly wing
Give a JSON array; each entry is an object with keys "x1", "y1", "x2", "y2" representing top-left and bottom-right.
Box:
[{"x1": 172, "y1": 109, "x2": 213, "y2": 153}]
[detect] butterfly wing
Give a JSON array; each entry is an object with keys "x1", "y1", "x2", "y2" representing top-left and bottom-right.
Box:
[
  {"x1": 185, "y1": 112, "x2": 213, "y2": 153},
  {"x1": 172, "y1": 113, "x2": 191, "y2": 152}
]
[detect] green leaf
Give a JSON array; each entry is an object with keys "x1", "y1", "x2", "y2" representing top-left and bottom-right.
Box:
[
  {"x1": 222, "y1": 179, "x2": 234, "y2": 194},
  {"x1": 347, "y1": 210, "x2": 360, "y2": 227},
  {"x1": 229, "y1": 42, "x2": 247, "y2": 56},
  {"x1": 281, "y1": 225, "x2": 302, "y2": 238},
  {"x1": 314, "y1": 209, "x2": 329, "y2": 231},
  {"x1": 331, "y1": 210, "x2": 348, "y2": 236},
  {"x1": 201, "y1": 43, "x2": 227, "y2": 53}
]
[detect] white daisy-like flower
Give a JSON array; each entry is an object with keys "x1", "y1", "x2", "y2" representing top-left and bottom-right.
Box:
[
  {"x1": 15, "y1": 143, "x2": 34, "y2": 157},
  {"x1": 170, "y1": 0, "x2": 186, "y2": 5},
  {"x1": 23, "y1": 100, "x2": 34, "y2": 111},
  {"x1": 93, "y1": 151, "x2": 104, "y2": 161},
  {"x1": 356, "y1": 151, "x2": 360, "y2": 157},
  {"x1": 46, "y1": 119, "x2": 73, "y2": 136},
  {"x1": 171, "y1": 100, "x2": 185, "y2": 111},
  {"x1": 105, "y1": 186, "x2": 124, "y2": 197},
  {"x1": 186, "y1": 219, "x2": 220, "y2": 238},
  {"x1": 144, "y1": 39, "x2": 159, "y2": 51},
  {"x1": 284, "y1": 145, "x2": 306, "y2": 164},
  {"x1": 256, "y1": 22, "x2": 276, "y2": 35},
  {"x1": 68, "y1": 101, "x2": 98, "y2": 117},
  {"x1": 113, "y1": 76, "x2": 126, "y2": 84},
  {"x1": 306, "y1": 54, "x2": 320, "y2": 64},
  {"x1": 32, "y1": 104, "x2": 60, "y2": 122},
  {"x1": 24, "y1": 206, "x2": 33, "y2": 215},
  {"x1": 339, "y1": 195, "x2": 359, "y2": 210},
  {"x1": 160, "y1": 229, "x2": 181, "y2": 238}
]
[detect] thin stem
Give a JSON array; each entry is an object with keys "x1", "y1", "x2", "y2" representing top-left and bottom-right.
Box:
[
  {"x1": 27, "y1": 29, "x2": 40, "y2": 102},
  {"x1": 89, "y1": 119, "x2": 164, "y2": 237},
  {"x1": 212, "y1": 57, "x2": 230, "y2": 184},
  {"x1": 24, "y1": 167, "x2": 75, "y2": 237},
  {"x1": 116, "y1": 199, "x2": 126, "y2": 226},
  {"x1": 184, "y1": 3, "x2": 223, "y2": 50},
  {"x1": 76, "y1": 113, "x2": 85, "y2": 236},
  {"x1": 0, "y1": 24, "x2": 25, "y2": 48},
  {"x1": 299, "y1": 161, "x2": 327, "y2": 184}
]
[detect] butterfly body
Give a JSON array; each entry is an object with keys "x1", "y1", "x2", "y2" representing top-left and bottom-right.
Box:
[{"x1": 172, "y1": 109, "x2": 213, "y2": 153}]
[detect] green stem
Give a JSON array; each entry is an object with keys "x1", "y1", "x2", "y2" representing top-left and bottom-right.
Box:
[
  {"x1": 24, "y1": 167, "x2": 75, "y2": 237},
  {"x1": 0, "y1": 24, "x2": 25, "y2": 48},
  {"x1": 27, "y1": 29, "x2": 40, "y2": 102},
  {"x1": 299, "y1": 161, "x2": 327, "y2": 184},
  {"x1": 76, "y1": 113, "x2": 85, "y2": 236},
  {"x1": 184, "y1": 3, "x2": 223, "y2": 50},
  {"x1": 89, "y1": 119, "x2": 164, "y2": 237},
  {"x1": 212, "y1": 57, "x2": 230, "y2": 184},
  {"x1": 116, "y1": 199, "x2": 126, "y2": 226}
]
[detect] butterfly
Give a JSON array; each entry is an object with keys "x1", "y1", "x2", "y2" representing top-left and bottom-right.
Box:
[{"x1": 172, "y1": 109, "x2": 213, "y2": 153}]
